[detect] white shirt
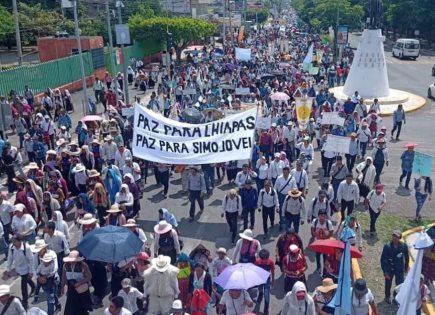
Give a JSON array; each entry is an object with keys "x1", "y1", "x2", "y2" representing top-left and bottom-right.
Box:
[
  {"x1": 41, "y1": 119, "x2": 55, "y2": 135},
  {"x1": 104, "y1": 307, "x2": 132, "y2": 315},
  {"x1": 33, "y1": 250, "x2": 58, "y2": 277},
  {"x1": 219, "y1": 289, "x2": 253, "y2": 315},
  {"x1": 282, "y1": 196, "x2": 306, "y2": 217},
  {"x1": 311, "y1": 219, "x2": 333, "y2": 240},
  {"x1": 0, "y1": 297, "x2": 26, "y2": 315},
  {"x1": 356, "y1": 128, "x2": 371, "y2": 143},
  {"x1": 121, "y1": 162, "x2": 141, "y2": 181},
  {"x1": 274, "y1": 175, "x2": 297, "y2": 195},
  {"x1": 257, "y1": 188, "x2": 279, "y2": 208},
  {"x1": 235, "y1": 170, "x2": 258, "y2": 188},
  {"x1": 307, "y1": 197, "x2": 331, "y2": 220},
  {"x1": 222, "y1": 195, "x2": 242, "y2": 215},
  {"x1": 0, "y1": 200, "x2": 14, "y2": 225},
  {"x1": 350, "y1": 288, "x2": 374, "y2": 315},
  {"x1": 256, "y1": 162, "x2": 269, "y2": 180},
  {"x1": 366, "y1": 190, "x2": 386, "y2": 213},
  {"x1": 117, "y1": 288, "x2": 144, "y2": 314},
  {"x1": 101, "y1": 142, "x2": 118, "y2": 160},
  {"x1": 268, "y1": 160, "x2": 284, "y2": 179},
  {"x1": 337, "y1": 181, "x2": 360, "y2": 203},
  {"x1": 296, "y1": 143, "x2": 314, "y2": 159},
  {"x1": 283, "y1": 128, "x2": 297, "y2": 142},
  {"x1": 7, "y1": 242, "x2": 33, "y2": 275},
  {"x1": 11, "y1": 214, "x2": 37, "y2": 234},
  {"x1": 290, "y1": 169, "x2": 309, "y2": 190},
  {"x1": 44, "y1": 230, "x2": 70, "y2": 255},
  {"x1": 115, "y1": 149, "x2": 133, "y2": 169}
]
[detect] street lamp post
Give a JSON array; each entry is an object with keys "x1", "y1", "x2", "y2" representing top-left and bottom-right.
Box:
[
  {"x1": 106, "y1": 0, "x2": 119, "y2": 106},
  {"x1": 12, "y1": 0, "x2": 23, "y2": 66},
  {"x1": 72, "y1": 0, "x2": 90, "y2": 114}
]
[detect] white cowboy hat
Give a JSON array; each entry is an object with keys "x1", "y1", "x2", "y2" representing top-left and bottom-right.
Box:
[
  {"x1": 73, "y1": 164, "x2": 85, "y2": 172},
  {"x1": 239, "y1": 229, "x2": 254, "y2": 241},
  {"x1": 151, "y1": 255, "x2": 171, "y2": 272},
  {"x1": 123, "y1": 219, "x2": 138, "y2": 228},
  {"x1": 56, "y1": 139, "x2": 66, "y2": 146},
  {"x1": 41, "y1": 252, "x2": 56, "y2": 263},
  {"x1": 106, "y1": 205, "x2": 123, "y2": 213},
  {"x1": 27, "y1": 162, "x2": 39, "y2": 170},
  {"x1": 104, "y1": 135, "x2": 112, "y2": 141},
  {"x1": 216, "y1": 247, "x2": 227, "y2": 255},
  {"x1": 30, "y1": 239, "x2": 48, "y2": 253},
  {"x1": 63, "y1": 250, "x2": 84, "y2": 263},
  {"x1": 46, "y1": 150, "x2": 57, "y2": 155},
  {"x1": 154, "y1": 220, "x2": 172, "y2": 234},
  {"x1": 14, "y1": 203, "x2": 26, "y2": 212},
  {"x1": 0, "y1": 285, "x2": 10, "y2": 297},
  {"x1": 78, "y1": 213, "x2": 97, "y2": 225},
  {"x1": 170, "y1": 299, "x2": 184, "y2": 312}
]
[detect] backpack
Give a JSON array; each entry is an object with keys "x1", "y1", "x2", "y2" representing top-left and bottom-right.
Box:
[
  {"x1": 373, "y1": 148, "x2": 385, "y2": 165},
  {"x1": 225, "y1": 195, "x2": 239, "y2": 208},
  {"x1": 312, "y1": 197, "x2": 330, "y2": 218},
  {"x1": 313, "y1": 218, "x2": 332, "y2": 231},
  {"x1": 10, "y1": 242, "x2": 29, "y2": 259},
  {"x1": 261, "y1": 189, "x2": 275, "y2": 199}
]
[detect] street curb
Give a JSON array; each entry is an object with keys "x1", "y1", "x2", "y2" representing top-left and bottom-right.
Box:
[{"x1": 401, "y1": 223, "x2": 435, "y2": 315}]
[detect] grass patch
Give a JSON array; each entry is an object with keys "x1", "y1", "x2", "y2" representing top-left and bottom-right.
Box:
[{"x1": 355, "y1": 211, "x2": 434, "y2": 315}]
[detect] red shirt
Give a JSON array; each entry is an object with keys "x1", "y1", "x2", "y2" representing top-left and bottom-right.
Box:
[
  {"x1": 255, "y1": 258, "x2": 275, "y2": 273},
  {"x1": 282, "y1": 254, "x2": 307, "y2": 274}
]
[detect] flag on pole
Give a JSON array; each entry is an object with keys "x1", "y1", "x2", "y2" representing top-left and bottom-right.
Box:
[
  {"x1": 328, "y1": 217, "x2": 354, "y2": 315},
  {"x1": 396, "y1": 230, "x2": 433, "y2": 315},
  {"x1": 302, "y1": 44, "x2": 314, "y2": 71},
  {"x1": 115, "y1": 48, "x2": 123, "y2": 65}
]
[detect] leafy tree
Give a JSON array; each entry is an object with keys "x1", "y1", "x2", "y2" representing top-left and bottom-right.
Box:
[
  {"x1": 129, "y1": 16, "x2": 216, "y2": 62},
  {"x1": 245, "y1": 9, "x2": 269, "y2": 24},
  {"x1": 0, "y1": 5, "x2": 14, "y2": 43}
]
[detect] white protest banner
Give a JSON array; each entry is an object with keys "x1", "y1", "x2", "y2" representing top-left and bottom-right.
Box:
[
  {"x1": 235, "y1": 48, "x2": 251, "y2": 61},
  {"x1": 183, "y1": 88, "x2": 197, "y2": 95},
  {"x1": 295, "y1": 97, "x2": 313, "y2": 128},
  {"x1": 324, "y1": 134, "x2": 350, "y2": 153},
  {"x1": 122, "y1": 107, "x2": 135, "y2": 117},
  {"x1": 321, "y1": 112, "x2": 345, "y2": 126},
  {"x1": 133, "y1": 106, "x2": 257, "y2": 164},
  {"x1": 256, "y1": 116, "x2": 272, "y2": 130},
  {"x1": 235, "y1": 87, "x2": 251, "y2": 95}
]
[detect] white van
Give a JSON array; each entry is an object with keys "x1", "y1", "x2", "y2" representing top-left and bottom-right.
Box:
[{"x1": 392, "y1": 38, "x2": 420, "y2": 59}]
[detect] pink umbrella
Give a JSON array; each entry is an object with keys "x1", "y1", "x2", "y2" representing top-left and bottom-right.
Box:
[
  {"x1": 279, "y1": 62, "x2": 291, "y2": 69},
  {"x1": 403, "y1": 142, "x2": 418, "y2": 148},
  {"x1": 271, "y1": 92, "x2": 290, "y2": 102},
  {"x1": 81, "y1": 115, "x2": 103, "y2": 122}
]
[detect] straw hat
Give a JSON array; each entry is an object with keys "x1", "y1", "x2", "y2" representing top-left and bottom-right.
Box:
[
  {"x1": 151, "y1": 255, "x2": 171, "y2": 272},
  {"x1": 41, "y1": 251, "x2": 56, "y2": 263},
  {"x1": 239, "y1": 229, "x2": 254, "y2": 241},
  {"x1": 0, "y1": 285, "x2": 11, "y2": 297},
  {"x1": 69, "y1": 141, "x2": 78, "y2": 146},
  {"x1": 104, "y1": 135, "x2": 112, "y2": 141},
  {"x1": 30, "y1": 239, "x2": 48, "y2": 253},
  {"x1": 154, "y1": 220, "x2": 172, "y2": 234},
  {"x1": 88, "y1": 169, "x2": 101, "y2": 178},
  {"x1": 73, "y1": 164, "x2": 85, "y2": 172},
  {"x1": 123, "y1": 219, "x2": 138, "y2": 227},
  {"x1": 63, "y1": 250, "x2": 84, "y2": 263},
  {"x1": 78, "y1": 213, "x2": 97, "y2": 225},
  {"x1": 107, "y1": 205, "x2": 123, "y2": 213},
  {"x1": 12, "y1": 175, "x2": 27, "y2": 184},
  {"x1": 27, "y1": 162, "x2": 39, "y2": 170},
  {"x1": 46, "y1": 150, "x2": 57, "y2": 155},
  {"x1": 288, "y1": 188, "x2": 302, "y2": 197},
  {"x1": 56, "y1": 139, "x2": 66, "y2": 146},
  {"x1": 316, "y1": 278, "x2": 337, "y2": 293}
]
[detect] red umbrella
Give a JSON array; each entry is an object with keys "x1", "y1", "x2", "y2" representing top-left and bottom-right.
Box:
[
  {"x1": 309, "y1": 239, "x2": 363, "y2": 258},
  {"x1": 403, "y1": 142, "x2": 418, "y2": 148}
]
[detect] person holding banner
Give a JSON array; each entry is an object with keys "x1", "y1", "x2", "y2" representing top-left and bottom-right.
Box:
[{"x1": 187, "y1": 167, "x2": 207, "y2": 222}]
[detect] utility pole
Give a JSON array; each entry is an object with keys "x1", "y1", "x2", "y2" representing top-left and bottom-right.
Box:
[
  {"x1": 335, "y1": 1, "x2": 340, "y2": 60},
  {"x1": 116, "y1": 0, "x2": 130, "y2": 105},
  {"x1": 12, "y1": 0, "x2": 23, "y2": 66},
  {"x1": 106, "y1": 0, "x2": 119, "y2": 106},
  {"x1": 222, "y1": 0, "x2": 226, "y2": 47},
  {"x1": 72, "y1": 0, "x2": 90, "y2": 114},
  {"x1": 228, "y1": 1, "x2": 233, "y2": 45}
]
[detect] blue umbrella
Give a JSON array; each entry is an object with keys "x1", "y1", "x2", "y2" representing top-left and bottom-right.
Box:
[{"x1": 77, "y1": 225, "x2": 144, "y2": 263}]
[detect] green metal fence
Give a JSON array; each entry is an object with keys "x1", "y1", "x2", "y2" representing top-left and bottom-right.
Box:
[
  {"x1": 0, "y1": 53, "x2": 93, "y2": 97},
  {"x1": 105, "y1": 40, "x2": 163, "y2": 74}
]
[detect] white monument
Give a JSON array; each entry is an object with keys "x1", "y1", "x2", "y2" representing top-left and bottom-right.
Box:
[{"x1": 343, "y1": 29, "x2": 389, "y2": 98}]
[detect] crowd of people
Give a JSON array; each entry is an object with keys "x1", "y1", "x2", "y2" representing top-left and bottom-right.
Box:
[{"x1": 0, "y1": 5, "x2": 434, "y2": 315}]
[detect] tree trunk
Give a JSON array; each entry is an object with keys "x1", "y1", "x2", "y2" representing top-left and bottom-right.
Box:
[{"x1": 176, "y1": 47, "x2": 182, "y2": 64}]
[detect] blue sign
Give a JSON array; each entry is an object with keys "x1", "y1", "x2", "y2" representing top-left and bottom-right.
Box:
[{"x1": 412, "y1": 151, "x2": 433, "y2": 177}]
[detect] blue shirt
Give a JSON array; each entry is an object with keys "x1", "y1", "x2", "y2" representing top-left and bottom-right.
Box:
[
  {"x1": 400, "y1": 150, "x2": 414, "y2": 172},
  {"x1": 240, "y1": 187, "x2": 258, "y2": 210},
  {"x1": 393, "y1": 109, "x2": 405, "y2": 123}
]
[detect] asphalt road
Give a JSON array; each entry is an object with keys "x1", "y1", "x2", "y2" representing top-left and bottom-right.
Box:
[{"x1": 1, "y1": 40, "x2": 435, "y2": 314}]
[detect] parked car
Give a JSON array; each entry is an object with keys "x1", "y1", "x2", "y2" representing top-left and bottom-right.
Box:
[
  {"x1": 428, "y1": 82, "x2": 435, "y2": 99},
  {"x1": 432, "y1": 64, "x2": 435, "y2": 76},
  {"x1": 392, "y1": 38, "x2": 420, "y2": 60}
]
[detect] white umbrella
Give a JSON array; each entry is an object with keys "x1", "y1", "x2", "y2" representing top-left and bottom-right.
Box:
[{"x1": 214, "y1": 263, "x2": 270, "y2": 290}]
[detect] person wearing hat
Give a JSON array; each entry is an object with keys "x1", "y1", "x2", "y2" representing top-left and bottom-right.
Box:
[
  {"x1": 153, "y1": 221, "x2": 180, "y2": 264},
  {"x1": 365, "y1": 184, "x2": 386, "y2": 236},
  {"x1": 380, "y1": 230, "x2": 409, "y2": 304},
  {"x1": 101, "y1": 134, "x2": 117, "y2": 165},
  {"x1": 123, "y1": 219, "x2": 147, "y2": 249},
  {"x1": 106, "y1": 205, "x2": 127, "y2": 227},
  {"x1": 221, "y1": 189, "x2": 242, "y2": 243},
  {"x1": 268, "y1": 153, "x2": 285, "y2": 185},
  {"x1": 282, "y1": 244, "x2": 307, "y2": 292},
  {"x1": 281, "y1": 187, "x2": 306, "y2": 234},
  {"x1": 11, "y1": 203, "x2": 37, "y2": 244},
  {"x1": 0, "y1": 284, "x2": 26, "y2": 315},
  {"x1": 350, "y1": 278, "x2": 378, "y2": 315},
  {"x1": 169, "y1": 299, "x2": 189, "y2": 315},
  {"x1": 34, "y1": 250, "x2": 61, "y2": 315},
  {"x1": 399, "y1": 143, "x2": 415, "y2": 190},
  {"x1": 232, "y1": 229, "x2": 261, "y2": 263},
  {"x1": 312, "y1": 278, "x2": 337, "y2": 314},
  {"x1": 117, "y1": 278, "x2": 145, "y2": 314},
  {"x1": 5, "y1": 235, "x2": 36, "y2": 309},
  {"x1": 211, "y1": 248, "x2": 232, "y2": 278},
  {"x1": 356, "y1": 121, "x2": 371, "y2": 159},
  {"x1": 110, "y1": 127, "x2": 124, "y2": 148},
  {"x1": 60, "y1": 250, "x2": 92, "y2": 314},
  {"x1": 187, "y1": 166, "x2": 207, "y2": 221},
  {"x1": 44, "y1": 221, "x2": 70, "y2": 280},
  {"x1": 282, "y1": 121, "x2": 297, "y2": 161},
  {"x1": 371, "y1": 138, "x2": 389, "y2": 183},
  {"x1": 143, "y1": 255, "x2": 180, "y2": 315},
  {"x1": 281, "y1": 281, "x2": 315, "y2": 315}
]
